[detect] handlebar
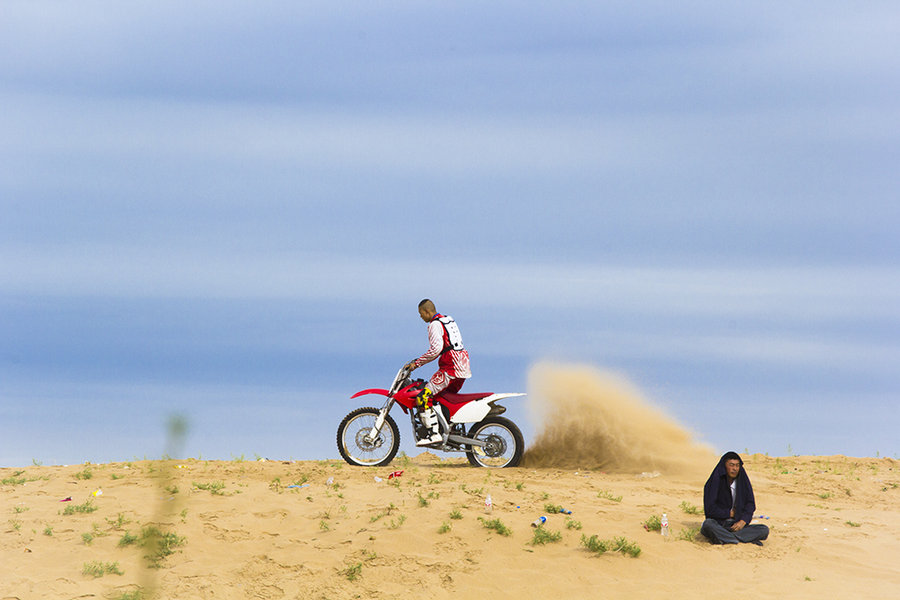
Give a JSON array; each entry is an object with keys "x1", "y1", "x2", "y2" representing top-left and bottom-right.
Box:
[{"x1": 388, "y1": 363, "x2": 415, "y2": 396}]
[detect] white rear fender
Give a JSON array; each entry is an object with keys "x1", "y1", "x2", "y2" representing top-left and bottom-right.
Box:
[{"x1": 449, "y1": 393, "x2": 525, "y2": 424}]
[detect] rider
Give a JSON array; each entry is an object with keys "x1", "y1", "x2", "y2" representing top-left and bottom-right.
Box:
[{"x1": 405, "y1": 299, "x2": 471, "y2": 446}]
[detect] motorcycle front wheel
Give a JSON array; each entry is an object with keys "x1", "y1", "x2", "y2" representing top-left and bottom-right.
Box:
[
  {"x1": 466, "y1": 416, "x2": 524, "y2": 468},
  {"x1": 336, "y1": 407, "x2": 400, "y2": 467}
]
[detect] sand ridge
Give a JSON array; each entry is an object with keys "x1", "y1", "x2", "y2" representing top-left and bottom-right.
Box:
[{"x1": 2, "y1": 453, "x2": 899, "y2": 599}]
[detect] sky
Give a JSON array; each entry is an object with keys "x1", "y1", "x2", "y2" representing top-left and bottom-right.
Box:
[{"x1": 1, "y1": 1, "x2": 898, "y2": 467}]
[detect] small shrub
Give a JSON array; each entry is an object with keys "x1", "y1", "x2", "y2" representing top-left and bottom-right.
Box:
[
  {"x1": 438, "y1": 522, "x2": 451, "y2": 534},
  {"x1": 676, "y1": 526, "x2": 700, "y2": 542},
  {"x1": 118, "y1": 531, "x2": 138, "y2": 547},
  {"x1": 387, "y1": 514, "x2": 406, "y2": 529},
  {"x1": 2, "y1": 474, "x2": 27, "y2": 486},
  {"x1": 845, "y1": 521, "x2": 861, "y2": 528},
  {"x1": 478, "y1": 517, "x2": 512, "y2": 536},
  {"x1": 449, "y1": 509, "x2": 463, "y2": 520},
  {"x1": 611, "y1": 537, "x2": 642, "y2": 557},
  {"x1": 139, "y1": 526, "x2": 185, "y2": 568},
  {"x1": 530, "y1": 526, "x2": 563, "y2": 545},
  {"x1": 82, "y1": 532, "x2": 94, "y2": 545},
  {"x1": 679, "y1": 501, "x2": 701, "y2": 515},
  {"x1": 82, "y1": 561, "x2": 123, "y2": 578},
  {"x1": 192, "y1": 481, "x2": 226, "y2": 495},
  {"x1": 582, "y1": 535, "x2": 641, "y2": 557},
  {"x1": 106, "y1": 513, "x2": 131, "y2": 529},
  {"x1": 642, "y1": 514, "x2": 661, "y2": 532},
  {"x1": 63, "y1": 500, "x2": 98, "y2": 515},
  {"x1": 565, "y1": 517, "x2": 582, "y2": 530},
  {"x1": 342, "y1": 562, "x2": 362, "y2": 581},
  {"x1": 581, "y1": 534, "x2": 608, "y2": 554},
  {"x1": 75, "y1": 468, "x2": 93, "y2": 480},
  {"x1": 597, "y1": 490, "x2": 623, "y2": 502}
]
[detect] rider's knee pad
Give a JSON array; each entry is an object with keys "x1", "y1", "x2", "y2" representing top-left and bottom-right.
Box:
[{"x1": 415, "y1": 387, "x2": 433, "y2": 408}]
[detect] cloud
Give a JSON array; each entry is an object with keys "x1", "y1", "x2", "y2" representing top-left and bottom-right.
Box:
[{"x1": 3, "y1": 243, "x2": 897, "y2": 317}]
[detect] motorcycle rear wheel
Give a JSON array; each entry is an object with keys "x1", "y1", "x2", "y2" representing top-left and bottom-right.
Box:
[
  {"x1": 337, "y1": 407, "x2": 400, "y2": 467},
  {"x1": 466, "y1": 416, "x2": 524, "y2": 468}
]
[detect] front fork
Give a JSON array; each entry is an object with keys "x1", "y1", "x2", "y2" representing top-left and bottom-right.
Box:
[{"x1": 365, "y1": 398, "x2": 394, "y2": 444}]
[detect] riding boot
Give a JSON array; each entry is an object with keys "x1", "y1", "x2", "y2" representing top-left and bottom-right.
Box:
[{"x1": 416, "y1": 407, "x2": 442, "y2": 446}]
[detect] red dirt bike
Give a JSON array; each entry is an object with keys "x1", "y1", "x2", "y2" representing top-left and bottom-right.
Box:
[{"x1": 337, "y1": 365, "x2": 525, "y2": 468}]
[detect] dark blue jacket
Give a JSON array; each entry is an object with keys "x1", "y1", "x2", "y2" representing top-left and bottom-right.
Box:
[{"x1": 703, "y1": 451, "x2": 756, "y2": 525}]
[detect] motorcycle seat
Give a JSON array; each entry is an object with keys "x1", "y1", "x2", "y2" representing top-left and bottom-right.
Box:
[{"x1": 437, "y1": 391, "x2": 493, "y2": 405}]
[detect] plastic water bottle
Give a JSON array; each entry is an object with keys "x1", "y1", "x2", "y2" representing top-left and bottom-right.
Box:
[
  {"x1": 531, "y1": 516, "x2": 547, "y2": 528},
  {"x1": 484, "y1": 494, "x2": 493, "y2": 514},
  {"x1": 661, "y1": 513, "x2": 669, "y2": 538}
]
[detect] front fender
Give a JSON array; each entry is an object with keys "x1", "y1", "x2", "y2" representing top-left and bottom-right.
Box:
[{"x1": 351, "y1": 388, "x2": 390, "y2": 399}]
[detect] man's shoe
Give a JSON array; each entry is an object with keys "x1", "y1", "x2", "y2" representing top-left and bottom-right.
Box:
[{"x1": 416, "y1": 432, "x2": 442, "y2": 446}]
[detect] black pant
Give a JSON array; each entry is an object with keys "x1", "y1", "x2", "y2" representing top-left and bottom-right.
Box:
[{"x1": 701, "y1": 518, "x2": 769, "y2": 545}]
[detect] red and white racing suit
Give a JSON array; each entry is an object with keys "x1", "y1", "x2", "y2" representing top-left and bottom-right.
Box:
[{"x1": 412, "y1": 314, "x2": 471, "y2": 396}]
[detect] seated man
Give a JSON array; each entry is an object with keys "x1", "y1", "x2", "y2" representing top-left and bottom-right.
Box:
[{"x1": 700, "y1": 451, "x2": 770, "y2": 546}]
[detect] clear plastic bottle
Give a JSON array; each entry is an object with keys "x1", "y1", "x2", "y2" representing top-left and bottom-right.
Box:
[
  {"x1": 661, "y1": 513, "x2": 669, "y2": 538},
  {"x1": 531, "y1": 516, "x2": 547, "y2": 528},
  {"x1": 485, "y1": 494, "x2": 493, "y2": 514}
]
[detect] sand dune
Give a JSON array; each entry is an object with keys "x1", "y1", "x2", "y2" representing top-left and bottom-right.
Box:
[{"x1": 2, "y1": 453, "x2": 899, "y2": 599}]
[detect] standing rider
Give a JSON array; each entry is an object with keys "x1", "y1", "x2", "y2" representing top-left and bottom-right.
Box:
[{"x1": 405, "y1": 299, "x2": 472, "y2": 446}]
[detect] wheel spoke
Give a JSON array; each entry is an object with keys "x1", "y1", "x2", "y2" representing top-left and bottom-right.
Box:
[
  {"x1": 338, "y1": 409, "x2": 399, "y2": 467},
  {"x1": 472, "y1": 424, "x2": 516, "y2": 467}
]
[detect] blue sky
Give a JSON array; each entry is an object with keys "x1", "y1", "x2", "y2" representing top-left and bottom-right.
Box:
[{"x1": 2, "y1": 2, "x2": 898, "y2": 466}]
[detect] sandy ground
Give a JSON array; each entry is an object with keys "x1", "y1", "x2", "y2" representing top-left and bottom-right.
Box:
[{"x1": 2, "y1": 453, "x2": 899, "y2": 599}]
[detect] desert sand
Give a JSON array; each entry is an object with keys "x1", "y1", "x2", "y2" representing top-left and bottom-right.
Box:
[
  {"x1": 2, "y1": 453, "x2": 899, "y2": 599},
  {"x1": 4, "y1": 365, "x2": 899, "y2": 598}
]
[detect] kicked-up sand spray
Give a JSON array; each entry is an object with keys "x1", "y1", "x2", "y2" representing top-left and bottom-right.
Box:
[{"x1": 522, "y1": 363, "x2": 714, "y2": 475}]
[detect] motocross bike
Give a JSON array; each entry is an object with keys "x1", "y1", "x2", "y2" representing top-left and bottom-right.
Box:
[{"x1": 337, "y1": 365, "x2": 525, "y2": 468}]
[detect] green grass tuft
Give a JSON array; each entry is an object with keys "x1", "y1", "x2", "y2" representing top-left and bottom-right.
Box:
[
  {"x1": 642, "y1": 514, "x2": 661, "y2": 532},
  {"x1": 139, "y1": 525, "x2": 186, "y2": 568},
  {"x1": 530, "y1": 525, "x2": 563, "y2": 545},
  {"x1": 582, "y1": 534, "x2": 641, "y2": 557},
  {"x1": 63, "y1": 500, "x2": 98, "y2": 515},
  {"x1": 82, "y1": 561, "x2": 123, "y2": 578},
  {"x1": 341, "y1": 562, "x2": 363, "y2": 581},
  {"x1": 192, "y1": 481, "x2": 226, "y2": 495},
  {"x1": 597, "y1": 489, "x2": 623, "y2": 502},
  {"x1": 478, "y1": 517, "x2": 512, "y2": 536}
]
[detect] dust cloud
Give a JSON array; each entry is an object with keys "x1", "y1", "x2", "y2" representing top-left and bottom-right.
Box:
[{"x1": 522, "y1": 363, "x2": 715, "y2": 475}]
